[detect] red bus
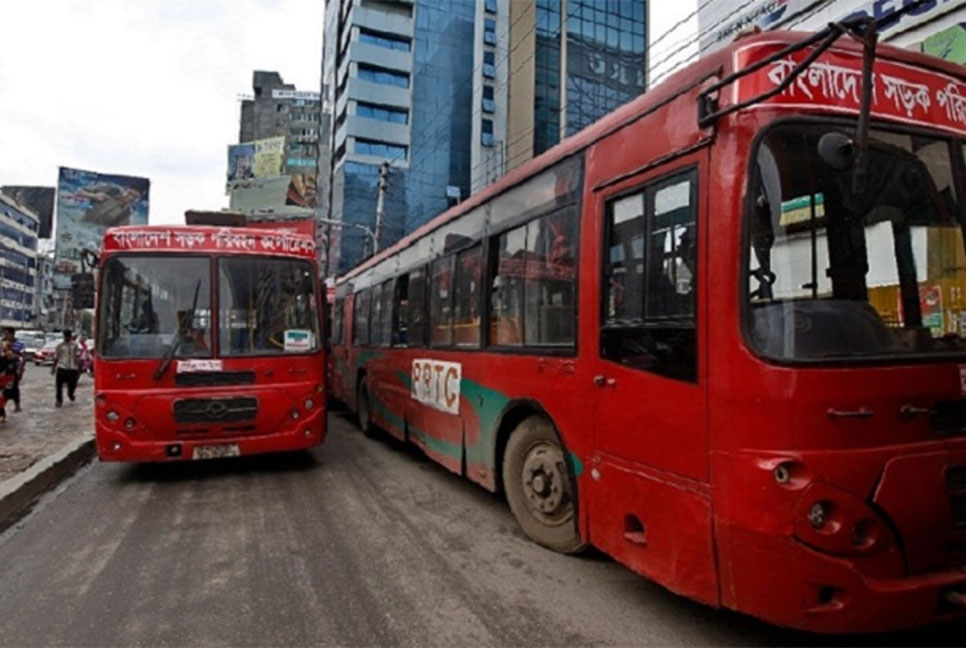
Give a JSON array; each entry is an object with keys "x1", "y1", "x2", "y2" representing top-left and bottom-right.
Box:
[
  {"x1": 328, "y1": 25, "x2": 966, "y2": 632},
  {"x1": 94, "y1": 225, "x2": 326, "y2": 462}
]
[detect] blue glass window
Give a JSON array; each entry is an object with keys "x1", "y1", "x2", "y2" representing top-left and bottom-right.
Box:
[
  {"x1": 485, "y1": 0, "x2": 497, "y2": 14},
  {"x1": 482, "y1": 85, "x2": 495, "y2": 113},
  {"x1": 354, "y1": 138, "x2": 407, "y2": 160},
  {"x1": 358, "y1": 28, "x2": 411, "y2": 52},
  {"x1": 356, "y1": 102, "x2": 409, "y2": 124},
  {"x1": 358, "y1": 64, "x2": 409, "y2": 88},
  {"x1": 481, "y1": 119, "x2": 494, "y2": 146},
  {"x1": 484, "y1": 18, "x2": 496, "y2": 45},
  {"x1": 483, "y1": 51, "x2": 496, "y2": 78}
]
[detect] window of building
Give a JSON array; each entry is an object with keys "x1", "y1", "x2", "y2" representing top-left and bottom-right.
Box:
[
  {"x1": 481, "y1": 119, "x2": 494, "y2": 147},
  {"x1": 484, "y1": 18, "x2": 497, "y2": 45},
  {"x1": 454, "y1": 246, "x2": 482, "y2": 347},
  {"x1": 358, "y1": 64, "x2": 410, "y2": 89},
  {"x1": 601, "y1": 169, "x2": 697, "y2": 382},
  {"x1": 408, "y1": 266, "x2": 426, "y2": 347},
  {"x1": 489, "y1": 207, "x2": 577, "y2": 348},
  {"x1": 358, "y1": 28, "x2": 411, "y2": 52},
  {"x1": 485, "y1": 0, "x2": 497, "y2": 14},
  {"x1": 482, "y1": 85, "x2": 495, "y2": 113},
  {"x1": 354, "y1": 138, "x2": 407, "y2": 160},
  {"x1": 483, "y1": 50, "x2": 496, "y2": 78},
  {"x1": 353, "y1": 289, "x2": 371, "y2": 346},
  {"x1": 430, "y1": 256, "x2": 454, "y2": 346},
  {"x1": 356, "y1": 102, "x2": 409, "y2": 124}
]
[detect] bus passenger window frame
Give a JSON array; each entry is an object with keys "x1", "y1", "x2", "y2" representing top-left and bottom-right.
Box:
[
  {"x1": 430, "y1": 255, "x2": 455, "y2": 347},
  {"x1": 391, "y1": 273, "x2": 410, "y2": 347},
  {"x1": 370, "y1": 281, "x2": 385, "y2": 347},
  {"x1": 379, "y1": 278, "x2": 393, "y2": 348},
  {"x1": 454, "y1": 244, "x2": 483, "y2": 348},
  {"x1": 600, "y1": 166, "x2": 698, "y2": 383},
  {"x1": 352, "y1": 288, "x2": 371, "y2": 347},
  {"x1": 333, "y1": 297, "x2": 344, "y2": 347},
  {"x1": 408, "y1": 265, "x2": 428, "y2": 347}
]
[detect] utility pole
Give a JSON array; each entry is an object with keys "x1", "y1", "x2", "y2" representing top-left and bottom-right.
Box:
[{"x1": 374, "y1": 160, "x2": 389, "y2": 254}]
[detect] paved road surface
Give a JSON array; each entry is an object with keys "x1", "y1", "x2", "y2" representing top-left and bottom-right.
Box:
[{"x1": 0, "y1": 410, "x2": 963, "y2": 646}]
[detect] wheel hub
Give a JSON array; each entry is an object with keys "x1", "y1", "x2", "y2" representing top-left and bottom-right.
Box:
[{"x1": 522, "y1": 444, "x2": 566, "y2": 518}]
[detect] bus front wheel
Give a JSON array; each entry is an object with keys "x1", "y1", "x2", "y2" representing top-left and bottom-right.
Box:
[{"x1": 502, "y1": 415, "x2": 585, "y2": 554}]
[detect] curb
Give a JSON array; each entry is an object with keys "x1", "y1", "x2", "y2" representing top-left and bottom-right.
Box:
[{"x1": 0, "y1": 436, "x2": 95, "y2": 531}]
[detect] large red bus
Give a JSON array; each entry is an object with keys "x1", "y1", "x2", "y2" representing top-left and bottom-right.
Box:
[
  {"x1": 328, "y1": 24, "x2": 966, "y2": 632},
  {"x1": 94, "y1": 225, "x2": 326, "y2": 462}
]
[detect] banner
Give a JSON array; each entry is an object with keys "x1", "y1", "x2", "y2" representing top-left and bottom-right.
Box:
[
  {"x1": 227, "y1": 143, "x2": 255, "y2": 186},
  {"x1": 253, "y1": 136, "x2": 285, "y2": 178},
  {"x1": 55, "y1": 166, "x2": 149, "y2": 289}
]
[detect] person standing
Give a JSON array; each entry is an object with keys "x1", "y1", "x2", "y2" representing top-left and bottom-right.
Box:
[
  {"x1": 52, "y1": 330, "x2": 80, "y2": 408},
  {"x1": 2, "y1": 328, "x2": 23, "y2": 412}
]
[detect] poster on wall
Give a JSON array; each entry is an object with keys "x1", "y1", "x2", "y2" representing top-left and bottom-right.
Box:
[
  {"x1": 226, "y1": 143, "x2": 255, "y2": 189},
  {"x1": 54, "y1": 166, "x2": 149, "y2": 289},
  {"x1": 924, "y1": 23, "x2": 966, "y2": 63}
]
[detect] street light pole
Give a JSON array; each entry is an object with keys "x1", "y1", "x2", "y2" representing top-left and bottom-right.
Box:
[{"x1": 317, "y1": 217, "x2": 378, "y2": 276}]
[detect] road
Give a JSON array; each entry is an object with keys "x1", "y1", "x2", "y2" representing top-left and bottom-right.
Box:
[{"x1": 0, "y1": 409, "x2": 963, "y2": 646}]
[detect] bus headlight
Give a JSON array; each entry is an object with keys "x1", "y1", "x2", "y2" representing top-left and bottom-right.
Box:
[
  {"x1": 793, "y1": 482, "x2": 892, "y2": 555},
  {"x1": 808, "y1": 501, "x2": 830, "y2": 529}
]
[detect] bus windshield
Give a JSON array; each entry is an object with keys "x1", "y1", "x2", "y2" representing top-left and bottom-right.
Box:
[
  {"x1": 747, "y1": 122, "x2": 966, "y2": 362},
  {"x1": 218, "y1": 257, "x2": 320, "y2": 356},
  {"x1": 98, "y1": 255, "x2": 212, "y2": 359}
]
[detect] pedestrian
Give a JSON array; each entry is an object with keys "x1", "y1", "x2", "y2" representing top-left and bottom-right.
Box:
[
  {"x1": 2, "y1": 328, "x2": 23, "y2": 412},
  {"x1": 52, "y1": 329, "x2": 80, "y2": 408},
  {"x1": 0, "y1": 341, "x2": 17, "y2": 423}
]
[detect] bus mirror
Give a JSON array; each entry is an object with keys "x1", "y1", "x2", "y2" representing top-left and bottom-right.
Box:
[{"x1": 818, "y1": 132, "x2": 854, "y2": 171}]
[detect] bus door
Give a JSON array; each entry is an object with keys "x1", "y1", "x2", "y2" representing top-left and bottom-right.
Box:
[{"x1": 587, "y1": 154, "x2": 717, "y2": 603}]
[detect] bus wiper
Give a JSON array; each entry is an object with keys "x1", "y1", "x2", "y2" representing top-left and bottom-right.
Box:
[{"x1": 153, "y1": 279, "x2": 201, "y2": 381}]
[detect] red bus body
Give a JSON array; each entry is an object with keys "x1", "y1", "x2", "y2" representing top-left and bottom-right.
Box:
[
  {"x1": 95, "y1": 225, "x2": 326, "y2": 462},
  {"x1": 328, "y1": 32, "x2": 966, "y2": 632}
]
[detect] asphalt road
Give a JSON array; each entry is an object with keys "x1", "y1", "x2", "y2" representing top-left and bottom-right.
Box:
[{"x1": 0, "y1": 410, "x2": 963, "y2": 647}]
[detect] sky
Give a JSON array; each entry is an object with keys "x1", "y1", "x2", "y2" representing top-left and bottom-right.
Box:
[
  {"x1": 0, "y1": 1, "x2": 695, "y2": 232},
  {"x1": 0, "y1": 0, "x2": 323, "y2": 228}
]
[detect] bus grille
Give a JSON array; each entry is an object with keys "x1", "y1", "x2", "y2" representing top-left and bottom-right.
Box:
[
  {"x1": 931, "y1": 401, "x2": 966, "y2": 436},
  {"x1": 947, "y1": 466, "x2": 966, "y2": 529},
  {"x1": 173, "y1": 397, "x2": 258, "y2": 424}
]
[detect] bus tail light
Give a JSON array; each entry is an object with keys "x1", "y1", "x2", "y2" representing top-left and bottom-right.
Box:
[{"x1": 793, "y1": 482, "x2": 892, "y2": 555}]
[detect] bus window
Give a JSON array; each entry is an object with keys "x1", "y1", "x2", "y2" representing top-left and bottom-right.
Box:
[
  {"x1": 379, "y1": 279, "x2": 393, "y2": 347},
  {"x1": 525, "y1": 208, "x2": 577, "y2": 346},
  {"x1": 353, "y1": 289, "x2": 371, "y2": 346},
  {"x1": 409, "y1": 266, "x2": 427, "y2": 347},
  {"x1": 371, "y1": 282, "x2": 384, "y2": 346},
  {"x1": 333, "y1": 298, "x2": 344, "y2": 347},
  {"x1": 602, "y1": 169, "x2": 697, "y2": 382},
  {"x1": 490, "y1": 226, "x2": 526, "y2": 346},
  {"x1": 392, "y1": 274, "x2": 409, "y2": 346},
  {"x1": 430, "y1": 256, "x2": 454, "y2": 346},
  {"x1": 454, "y1": 245, "x2": 482, "y2": 347}
]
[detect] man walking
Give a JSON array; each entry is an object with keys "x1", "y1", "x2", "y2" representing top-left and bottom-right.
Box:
[{"x1": 52, "y1": 330, "x2": 80, "y2": 408}]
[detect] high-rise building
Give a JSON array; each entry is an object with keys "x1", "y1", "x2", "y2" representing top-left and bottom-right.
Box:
[
  {"x1": 323, "y1": 0, "x2": 477, "y2": 274},
  {"x1": 504, "y1": 0, "x2": 648, "y2": 175},
  {"x1": 0, "y1": 192, "x2": 39, "y2": 328}
]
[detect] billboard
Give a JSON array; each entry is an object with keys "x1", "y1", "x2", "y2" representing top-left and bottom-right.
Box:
[
  {"x1": 55, "y1": 166, "x2": 149, "y2": 288},
  {"x1": 226, "y1": 136, "x2": 285, "y2": 193},
  {"x1": 229, "y1": 174, "x2": 317, "y2": 213},
  {"x1": 252, "y1": 136, "x2": 285, "y2": 178},
  {"x1": 227, "y1": 143, "x2": 255, "y2": 186}
]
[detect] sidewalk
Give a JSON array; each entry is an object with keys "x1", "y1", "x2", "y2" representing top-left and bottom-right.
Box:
[{"x1": 0, "y1": 363, "x2": 95, "y2": 526}]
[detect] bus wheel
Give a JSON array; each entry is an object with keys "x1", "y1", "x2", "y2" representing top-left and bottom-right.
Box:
[
  {"x1": 503, "y1": 415, "x2": 585, "y2": 554},
  {"x1": 356, "y1": 380, "x2": 376, "y2": 438}
]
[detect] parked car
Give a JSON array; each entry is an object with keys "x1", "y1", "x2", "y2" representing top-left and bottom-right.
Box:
[
  {"x1": 33, "y1": 339, "x2": 59, "y2": 365},
  {"x1": 18, "y1": 331, "x2": 46, "y2": 361}
]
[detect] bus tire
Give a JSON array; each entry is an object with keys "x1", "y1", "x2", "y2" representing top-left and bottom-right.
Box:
[
  {"x1": 502, "y1": 415, "x2": 585, "y2": 554},
  {"x1": 356, "y1": 380, "x2": 376, "y2": 438}
]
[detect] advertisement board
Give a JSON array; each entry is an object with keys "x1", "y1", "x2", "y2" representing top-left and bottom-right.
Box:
[
  {"x1": 227, "y1": 143, "x2": 255, "y2": 186},
  {"x1": 252, "y1": 136, "x2": 285, "y2": 178},
  {"x1": 54, "y1": 166, "x2": 149, "y2": 289}
]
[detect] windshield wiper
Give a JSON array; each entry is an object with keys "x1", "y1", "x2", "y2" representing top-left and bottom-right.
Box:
[{"x1": 153, "y1": 279, "x2": 201, "y2": 381}]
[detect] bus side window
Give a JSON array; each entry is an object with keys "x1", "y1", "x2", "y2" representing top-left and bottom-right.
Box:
[
  {"x1": 392, "y1": 274, "x2": 410, "y2": 346},
  {"x1": 602, "y1": 169, "x2": 698, "y2": 382},
  {"x1": 454, "y1": 245, "x2": 482, "y2": 347},
  {"x1": 430, "y1": 256, "x2": 455, "y2": 346},
  {"x1": 353, "y1": 289, "x2": 371, "y2": 347},
  {"x1": 371, "y1": 282, "x2": 384, "y2": 347},
  {"x1": 333, "y1": 298, "x2": 344, "y2": 346},
  {"x1": 380, "y1": 279, "x2": 393, "y2": 347},
  {"x1": 489, "y1": 225, "x2": 526, "y2": 346},
  {"x1": 409, "y1": 266, "x2": 427, "y2": 347}
]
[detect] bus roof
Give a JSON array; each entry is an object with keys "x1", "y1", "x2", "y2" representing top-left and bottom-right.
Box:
[
  {"x1": 102, "y1": 225, "x2": 316, "y2": 260},
  {"x1": 337, "y1": 29, "x2": 966, "y2": 285}
]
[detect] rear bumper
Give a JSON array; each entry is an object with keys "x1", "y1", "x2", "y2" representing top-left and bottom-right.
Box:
[
  {"x1": 95, "y1": 414, "x2": 326, "y2": 462},
  {"x1": 720, "y1": 523, "x2": 966, "y2": 633}
]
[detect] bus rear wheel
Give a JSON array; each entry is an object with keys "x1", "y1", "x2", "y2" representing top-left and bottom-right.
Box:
[
  {"x1": 502, "y1": 415, "x2": 585, "y2": 554},
  {"x1": 356, "y1": 380, "x2": 376, "y2": 438}
]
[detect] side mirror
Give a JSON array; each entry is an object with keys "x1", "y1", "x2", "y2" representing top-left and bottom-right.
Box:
[{"x1": 818, "y1": 132, "x2": 854, "y2": 171}]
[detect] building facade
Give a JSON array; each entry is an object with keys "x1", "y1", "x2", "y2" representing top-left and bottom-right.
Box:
[
  {"x1": 323, "y1": 0, "x2": 478, "y2": 274},
  {"x1": 0, "y1": 193, "x2": 39, "y2": 328},
  {"x1": 504, "y1": 0, "x2": 648, "y2": 175}
]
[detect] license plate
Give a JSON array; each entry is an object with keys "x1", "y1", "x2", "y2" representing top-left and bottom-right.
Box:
[{"x1": 192, "y1": 443, "x2": 240, "y2": 460}]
